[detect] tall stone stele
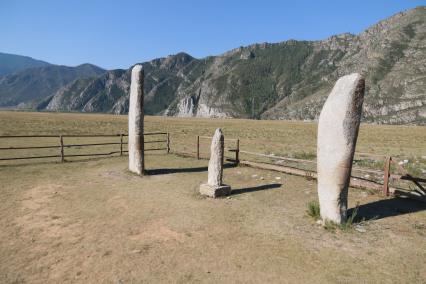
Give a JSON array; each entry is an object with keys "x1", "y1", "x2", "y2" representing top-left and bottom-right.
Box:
[
  {"x1": 317, "y1": 73, "x2": 365, "y2": 224},
  {"x1": 200, "y1": 128, "x2": 231, "y2": 198},
  {"x1": 128, "y1": 64, "x2": 145, "y2": 175}
]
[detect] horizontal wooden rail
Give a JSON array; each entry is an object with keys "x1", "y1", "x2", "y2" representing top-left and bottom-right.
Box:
[
  {"x1": 63, "y1": 151, "x2": 121, "y2": 158},
  {"x1": 0, "y1": 132, "x2": 170, "y2": 163},
  {"x1": 0, "y1": 145, "x2": 60, "y2": 150},
  {"x1": 64, "y1": 142, "x2": 123, "y2": 147},
  {"x1": 0, "y1": 154, "x2": 61, "y2": 161},
  {"x1": 62, "y1": 134, "x2": 122, "y2": 137},
  {"x1": 0, "y1": 135, "x2": 59, "y2": 138},
  {"x1": 240, "y1": 160, "x2": 425, "y2": 203},
  {"x1": 240, "y1": 150, "x2": 384, "y2": 175},
  {"x1": 239, "y1": 150, "x2": 317, "y2": 164},
  {"x1": 144, "y1": 140, "x2": 167, "y2": 143},
  {"x1": 391, "y1": 174, "x2": 426, "y2": 183},
  {"x1": 199, "y1": 136, "x2": 238, "y2": 141},
  {"x1": 143, "y1": 132, "x2": 168, "y2": 136},
  {"x1": 0, "y1": 132, "x2": 166, "y2": 138}
]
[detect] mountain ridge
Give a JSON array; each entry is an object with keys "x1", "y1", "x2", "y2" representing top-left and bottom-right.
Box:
[
  {"x1": 0, "y1": 63, "x2": 106, "y2": 108},
  {"x1": 0, "y1": 52, "x2": 51, "y2": 76},
  {"x1": 1, "y1": 6, "x2": 425, "y2": 125}
]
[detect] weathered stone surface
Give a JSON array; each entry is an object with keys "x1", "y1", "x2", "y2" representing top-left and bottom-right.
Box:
[
  {"x1": 199, "y1": 184, "x2": 231, "y2": 198},
  {"x1": 208, "y1": 128, "x2": 224, "y2": 186},
  {"x1": 128, "y1": 64, "x2": 144, "y2": 175},
  {"x1": 200, "y1": 128, "x2": 231, "y2": 197},
  {"x1": 317, "y1": 73, "x2": 365, "y2": 224}
]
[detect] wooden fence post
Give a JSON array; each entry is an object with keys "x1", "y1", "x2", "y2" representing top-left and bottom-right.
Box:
[
  {"x1": 59, "y1": 135, "x2": 64, "y2": 162},
  {"x1": 167, "y1": 133, "x2": 170, "y2": 154},
  {"x1": 236, "y1": 138, "x2": 240, "y2": 165},
  {"x1": 120, "y1": 134, "x2": 123, "y2": 156},
  {"x1": 197, "y1": 135, "x2": 200, "y2": 159},
  {"x1": 383, "y1": 156, "x2": 391, "y2": 196}
]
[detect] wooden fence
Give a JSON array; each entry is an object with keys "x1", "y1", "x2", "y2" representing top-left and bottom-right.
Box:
[
  {"x1": 194, "y1": 135, "x2": 425, "y2": 202},
  {"x1": 0, "y1": 132, "x2": 170, "y2": 162},
  {"x1": 1, "y1": 131, "x2": 424, "y2": 202},
  {"x1": 196, "y1": 135, "x2": 240, "y2": 163}
]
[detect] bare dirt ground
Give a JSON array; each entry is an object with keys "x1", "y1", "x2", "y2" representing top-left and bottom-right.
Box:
[
  {"x1": 1, "y1": 154, "x2": 426, "y2": 283},
  {"x1": 0, "y1": 111, "x2": 425, "y2": 283}
]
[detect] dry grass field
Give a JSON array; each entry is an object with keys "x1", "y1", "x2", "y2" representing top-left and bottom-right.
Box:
[{"x1": 1, "y1": 111, "x2": 426, "y2": 283}]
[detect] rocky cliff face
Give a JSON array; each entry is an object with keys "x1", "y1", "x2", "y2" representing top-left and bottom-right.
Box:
[
  {"x1": 4, "y1": 7, "x2": 426, "y2": 125},
  {"x1": 263, "y1": 7, "x2": 426, "y2": 125}
]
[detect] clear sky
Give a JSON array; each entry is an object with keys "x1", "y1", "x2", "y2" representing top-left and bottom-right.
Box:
[{"x1": 1, "y1": 0, "x2": 423, "y2": 70}]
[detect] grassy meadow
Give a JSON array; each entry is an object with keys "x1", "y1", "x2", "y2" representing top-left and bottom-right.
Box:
[
  {"x1": 1, "y1": 110, "x2": 425, "y2": 157},
  {"x1": 1, "y1": 110, "x2": 425, "y2": 179}
]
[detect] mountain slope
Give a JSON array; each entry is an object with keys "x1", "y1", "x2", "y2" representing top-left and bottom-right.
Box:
[
  {"x1": 263, "y1": 6, "x2": 426, "y2": 124},
  {"x1": 42, "y1": 6, "x2": 425, "y2": 124},
  {"x1": 0, "y1": 52, "x2": 50, "y2": 76},
  {"x1": 45, "y1": 52, "x2": 196, "y2": 115},
  {"x1": 2, "y1": 7, "x2": 425, "y2": 125},
  {"x1": 0, "y1": 64, "x2": 106, "y2": 108}
]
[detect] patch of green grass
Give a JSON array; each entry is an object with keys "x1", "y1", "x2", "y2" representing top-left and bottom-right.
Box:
[
  {"x1": 340, "y1": 205, "x2": 359, "y2": 231},
  {"x1": 353, "y1": 158, "x2": 384, "y2": 170},
  {"x1": 309, "y1": 202, "x2": 363, "y2": 233},
  {"x1": 307, "y1": 200, "x2": 320, "y2": 220},
  {"x1": 293, "y1": 151, "x2": 316, "y2": 160},
  {"x1": 323, "y1": 205, "x2": 361, "y2": 233}
]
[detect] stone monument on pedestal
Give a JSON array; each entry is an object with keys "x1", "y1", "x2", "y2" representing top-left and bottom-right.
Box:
[{"x1": 200, "y1": 128, "x2": 231, "y2": 197}]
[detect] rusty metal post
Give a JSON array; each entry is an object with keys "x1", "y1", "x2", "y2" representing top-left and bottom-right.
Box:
[
  {"x1": 167, "y1": 133, "x2": 170, "y2": 154},
  {"x1": 120, "y1": 134, "x2": 123, "y2": 156},
  {"x1": 59, "y1": 135, "x2": 64, "y2": 162},
  {"x1": 383, "y1": 156, "x2": 391, "y2": 196},
  {"x1": 197, "y1": 135, "x2": 200, "y2": 159},
  {"x1": 236, "y1": 138, "x2": 240, "y2": 165}
]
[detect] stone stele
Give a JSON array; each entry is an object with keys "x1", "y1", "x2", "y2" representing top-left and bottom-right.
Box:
[
  {"x1": 317, "y1": 73, "x2": 365, "y2": 224},
  {"x1": 128, "y1": 64, "x2": 145, "y2": 175},
  {"x1": 200, "y1": 128, "x2": 231, "y2": 197}
]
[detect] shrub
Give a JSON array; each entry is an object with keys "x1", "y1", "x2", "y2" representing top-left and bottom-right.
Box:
[{"x1": 307, "y1": 200, "x2": 321, "y2": 220}]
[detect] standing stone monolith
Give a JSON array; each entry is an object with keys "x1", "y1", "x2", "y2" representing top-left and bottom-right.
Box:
[
  {"x1": 128, "y1": 64, "x2": 145, "y2": 175},
  {"x1": 317, "y1": 73, "x2": 365, "y2": 224},
  {"x1": 200, "y1": 128, "x2": 231, "y2": 197}
]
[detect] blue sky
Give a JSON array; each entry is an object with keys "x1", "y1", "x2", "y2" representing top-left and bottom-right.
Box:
[{"x1": 1, "y1": 0, "x2": 423, "y2": 69}]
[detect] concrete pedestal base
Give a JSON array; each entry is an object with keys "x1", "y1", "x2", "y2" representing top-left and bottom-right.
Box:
[{"x1": 199, "y1": 183, "x2": 231, "y2": 198}]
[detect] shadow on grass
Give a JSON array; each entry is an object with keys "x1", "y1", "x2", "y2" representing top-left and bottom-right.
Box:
[
  {"x1": 146, "y1": 163, "x2": 236, "y2": 175},
  {"x1": 348, "y1": 197, "x2": 426, "y2": 222},
  {"x1": 231, "y1": 183, "x2": 282, "y2": 195}
]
